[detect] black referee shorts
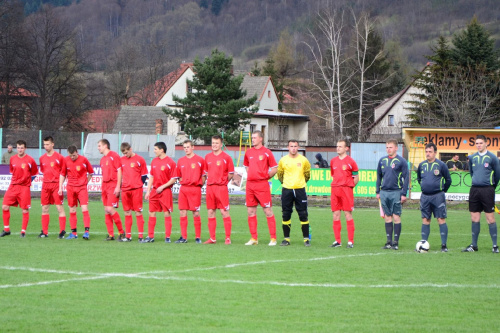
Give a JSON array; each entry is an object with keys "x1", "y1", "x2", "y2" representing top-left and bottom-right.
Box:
[
  {"x1": 281, "y1": 187, "x2": 308, "y2": 221},
  {"x1": 469, "y1": 185, "x2": 495, "y2": 213}
]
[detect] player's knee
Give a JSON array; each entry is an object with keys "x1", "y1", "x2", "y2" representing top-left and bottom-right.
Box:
[{"x1": 297, "y1": 210, "x2": 308, "y2": 221}]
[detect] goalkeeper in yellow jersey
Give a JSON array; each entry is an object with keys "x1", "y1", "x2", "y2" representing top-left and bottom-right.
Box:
[{"x1": 277, "y1": 140, "x2": 311, "y2": 246}]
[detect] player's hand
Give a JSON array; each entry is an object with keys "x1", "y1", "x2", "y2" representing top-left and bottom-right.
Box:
[
  {"x1": 58, "y1": 189, "x2": 62, "y2": 196},
  {"x1": 114, "y1": 187, "x2": 120, "y2": 197},
  {"x1": 376, "y1": 193, "x2": 380, "y2": 200},
  {"x1": 145, "y1": 192, "x2": 150, "y2": 200},
  {"x1": 156, "y1": 185, "x2": 164, "y2": 194},
  {"x1": 401, "y1": 195, "x2": 407, "y2": 204}
]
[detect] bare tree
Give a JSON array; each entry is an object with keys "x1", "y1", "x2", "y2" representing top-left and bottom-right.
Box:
[
  {"x1": 19, "y1": 5, "x2": 87, "y2": 130},
  {"x1": 303, "y1": 7, "x2": 352, "y2": 139}
]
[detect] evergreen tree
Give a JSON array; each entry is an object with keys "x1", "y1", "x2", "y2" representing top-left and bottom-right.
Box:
[
  {"x1": 451, "y1": 16, "x2": 499, "y2": 72},
  {"x1": 163, "y1": 49, "x2": 257, "y2": 144}
]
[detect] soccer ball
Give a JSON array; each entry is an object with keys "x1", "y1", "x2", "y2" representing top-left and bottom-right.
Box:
[{"x1": 415, "y1": 240, "x2": 430, "y2": 253}]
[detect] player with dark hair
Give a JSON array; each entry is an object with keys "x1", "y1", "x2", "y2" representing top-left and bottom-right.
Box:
[
  {"x1": 143, "y1": 142, "x2": 177, "y2": 243},
  {"x1": 98, "y1": 139, "x2": 125, "y2": 241},
  {"x1": 203, "y1": 135, "x2": 235, "y2": 244},
  {"x1": 463, "y1": 135, "x2": 500, "y2": 253},
  {"x1": 1, "y1": 140, "x2": 38, "y2": 237},
  {"x1": 277, "y1": 140, "x2": 311, "y2": 246},
  {"x1": 244, "y1": 130, "x2": 278, "y2": 246},
  {"x1": 174, "y1": 140, "x2": 206, "y2": 243},
  {"x1": 59, "y1": 145, "x2": 94, "y2": 239},
  {"x1": 417, "y1": 143, "x2": 452, "y2": 252},
  {"x1": 38, "y1": 136, "x2": 66, "y2": 238},
  {"x1": 376, "y1": 139, "x2": 409, "y2": 250},
  {"x1": 119, "y1": 142, "x2": 148, "y2": 242},
  {"x1": 330, "y1": 139, "x2": 359, "y2": 248}
]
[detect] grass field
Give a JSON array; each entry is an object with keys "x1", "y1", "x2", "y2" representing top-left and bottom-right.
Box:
[{"x1": 1, "y1": 199, "x2": 500, "y2": 332}]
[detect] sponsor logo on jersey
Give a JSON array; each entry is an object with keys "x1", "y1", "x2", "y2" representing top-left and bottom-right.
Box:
[
  {"x1": 259, "y1": 155, "x2": 264, "y2": 161},
  {"x1": 50, "y1": 162, "x2": 55, "y2": 167},
  {"x1": 297, "y1": 163, "x2": 302, "y2": 167},
  {"x1": 342, "y1": 165, "x2": 347, "y2": 170},
  {"x1": 191, "y1": 163, "x2": 196, "y2": 169},
  {"x1": 76, "y1": 166, "x2": 81, "y2": 171},
  {"x1": 130, "y1": 163, "x2": 135, "y2": 167},
  {"x1": 21, "y1": 163, "x2": 26, "y2": 169},
  {"x1": 434, "y1": 169, "x2": 440, "y2": 175},
  {"x1": 106, "y1": 161, "x2": 109, "y2": 166},
  {"x1": 485, "y1": 163, "x2": 489, "y2": 168},
  {"x1": 161, "y1": 165, "x2": 165, "y2": 171},
  {"x1": 391, "y1": 163, "x2": 395, "y2": 168},
  {"x1": 217, "y1": 160, "x2": 221, "y2": 166}
]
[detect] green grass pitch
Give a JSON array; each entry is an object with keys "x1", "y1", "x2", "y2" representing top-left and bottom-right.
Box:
[{"x1": 1, "y1": 199, "x2": 499, "y2": 332}]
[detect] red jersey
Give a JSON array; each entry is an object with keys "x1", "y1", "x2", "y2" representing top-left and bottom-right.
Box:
[
  {"x1": 100, "y1": 150, "x2": 121, "y2": 183},
  {"x1": 175, "y1": 154, "x2": 205, "y2": 186},
  {"x1": 9, "y1": 154, "x2": 38, "y2": 187},
  {"x1": 150, "y1": 156, "x2": 176, "y2": 188},
  {"x1": 121, "y1": 154, "x2": 148, "y2": 191},
  {"x1": 40, "y1": 152, "x2": 65, "y2": 183},
  {"x1": 244, "y1": 146, "x2": 278, "y2": 182},
  {"x1": 62, "y1": 155, "x2": 94, "y2": 187},
  {"x1": 330, "y1": 155, "x2": 359, "y2": 188},
  {"x1": 205, "y1": 151, "x2": 234, "y2": 186}
]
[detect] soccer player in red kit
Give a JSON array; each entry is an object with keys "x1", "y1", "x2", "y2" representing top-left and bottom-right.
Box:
[
  {"x1": 330, "y1": 139, "x2": 359, "y2": 248},
  {"x1": 119, "y1": 142, "x2": 148, "y2": 242},
  {"x1": 174, "y1": 140, "x2": 206, "y2": 244},
  {"x1": 143, "y1": 142, "x2": 177, "y2": 243},
  {"x1": 244, "y1": 130, "x2": 278, "y2": 246},
  {"x1": 203, "y1": 135, "x2": 234, "y2": 245},
  {"x1": 1, "y1": 140, "x2": 38, "y2": 237},
  {"x1": 59, "y1": 145, "x2": 94, "y2": 239},
  {"x1": 98, "y1": 139, "x2": 125, "y2": 241},
  {"x1": 38, "y1": 136, "x2": 67, "y2": 238}
]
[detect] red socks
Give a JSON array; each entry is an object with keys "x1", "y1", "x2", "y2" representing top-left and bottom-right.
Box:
[
  {"x1": 194, "y1": 216, "x2": 201, "y2": 239},
  {"x1": 137, "y1": 215, "x2": 144, "y2": 238},
  {"x1": 82, "y1": 211, "x2": 90, "y2": 229},
  {"x1": 180, "y1": 216, "x2": 188, "y2": 239},
  {"x1": 333, "y1": 220, "x2": 342, "y2": 243},
  {"x1": 248, "y1": 215, "x2": 258, "y2": 239},
  {"x1": 21, "y1": 212, "x2": 29, "y2": 233},
  {"x1": 3, "y1": 210, "x2": 10, "y2": 231},
  {"x1": 346, "y1": 219, "x2": 355, "y2": 244},
  {"x1": 208, "y1": 217, "x2": 216, "y2": 240},
  {"x1": 59, "y1": 216, "x2": 66, "y2": 233},
  {"x1": 70, "y1": 212, "x2": 78, "y2": 234},
  {"x1": 148, "y1": 216, "x2": 157, "y2": 238},
  {"x1": 41, "y1": 214, "x2": 49, "y2": 234},
  {"x1": 223, "y1": 216, "x2": 232, "y2": 239},
  {"x1": 125, "y1": 215, "x2": 133, "y2": 238},
  {"x1": 267, "y1": 215, "x2": 276, "y2": 239},
  {"x1": 105, "y1": 214, "x2": 114, "y2": 237},
  {"x1": 112, "y1": 212, "x2": 124, "y2": 234},
  {"x1": 164, "y1": 216, "x2": 172, "y2": 238}
]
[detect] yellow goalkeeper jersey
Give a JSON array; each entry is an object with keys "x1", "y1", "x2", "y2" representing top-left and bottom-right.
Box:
[{"x1": 277, "y1": 154, "x2": 311, "y2": 189}]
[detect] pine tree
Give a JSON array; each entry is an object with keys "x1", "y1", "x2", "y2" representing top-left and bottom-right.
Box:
[
  {"x1": 451, "y1": 16, "x2": 499, "y2": 72},
  {"x1": 163, "y1": 49, "x2": 257, "y2": 144}
]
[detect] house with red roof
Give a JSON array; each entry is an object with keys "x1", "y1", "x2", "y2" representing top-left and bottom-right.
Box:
[{"x1": 0, "y1": 82, "x2": 37, "y2": 129}]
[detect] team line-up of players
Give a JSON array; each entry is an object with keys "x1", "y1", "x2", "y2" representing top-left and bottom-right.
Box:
[{"x1": 1, "y1": 133, "x2": 498, "y2": 252}]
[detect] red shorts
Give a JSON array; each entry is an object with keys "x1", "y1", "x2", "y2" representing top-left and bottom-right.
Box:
[
  {"x1": 246, "y1": 180, "x2": 272, "y2": 208},
  {"x1": 102, "y1": 182, "x2": 120, "y2": 208},
  {"x1": 122, "y1": 188, "x2": 143, "y2": 212},
  {"x1": 41, "y1": 182, "x2": 63, "y2": 205},
  {"x1": 67, "y1": 185, "x2": 89, "y2": 207},
  {"x1": 206, "y1": 185, "x2": 230, "y2": 210},
  {"x1": 331, "y1": 186, "x2": 354, "y2": 212},
  {"x1": 149, "y1": 188, "x2": 173, "y2": 213},
  {"x1": 178, "y1": 185, "x2": 201, "y2": 211},
  {"x1": 3, "y1": 185, "x2": 31, "y2": 209}
]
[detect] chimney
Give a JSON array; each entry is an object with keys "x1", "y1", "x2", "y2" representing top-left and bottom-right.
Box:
[{"x1": 155, "y1": 119, "x2": 163, "y2": 134}]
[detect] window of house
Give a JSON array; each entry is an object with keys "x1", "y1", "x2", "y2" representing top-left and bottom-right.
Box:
[
  {"x1": 187, "y1": 83, "x2": 192, "y2": 93},
  {"x1": 278, "y1": 125, "x2": 289, "y2": 141},
  {"x1": 388, "y1": 115, "x2": 395, "y2": 126},
  {"x1": 250, "y1": 124, "x2": 256, "y2": 133},
  {"x1": 268, "y1": 90, "x2": 271, "y2": 98}
]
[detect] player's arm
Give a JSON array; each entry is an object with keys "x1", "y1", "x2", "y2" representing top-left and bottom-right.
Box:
[
  {"x1": 158, "y1": 177, "x2": 177, "y2": 193},
  {"x1": 375, "y1": 161, "x2": 382, "y2": 197},
  {"x1": 468, "y1": 157, "x2": 473, "y2": 177},
  {"x1": 442, "y1": 164, "x2": 452, "y2": 192},
  {"x1": 58, "y1": 174, "x2": 66, "y2": 196},
  {"x1": 304, "y1": 159, "x2": 311, "y2": 182},
  {"x1": 145, "y1": 174, "x2": 154, "y2": 200},
  {"x1": 400, "y1": 161, "x2": 409, "y2": 202},
  {"x1": 277, "y1": 160, "x2": 284, "y2": 183},
  {"x1": 352, "y1": 172, "x2": 359, "y2": 186},
  {"x1": 493, "y1": 156, "x2": 500, "y2": 187},
  {"x1": 269, "y1": 166, "x2": 278, "y2": 179},
  {"x1": 202, "y1": 174, "x2": 207, "y2": 186},
  {"x1": 114, "y1": 167, "x2": 122, "y2": 196},
  {"x1": 417, "y1": 163, "x2": 422, "y2": 185}
]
